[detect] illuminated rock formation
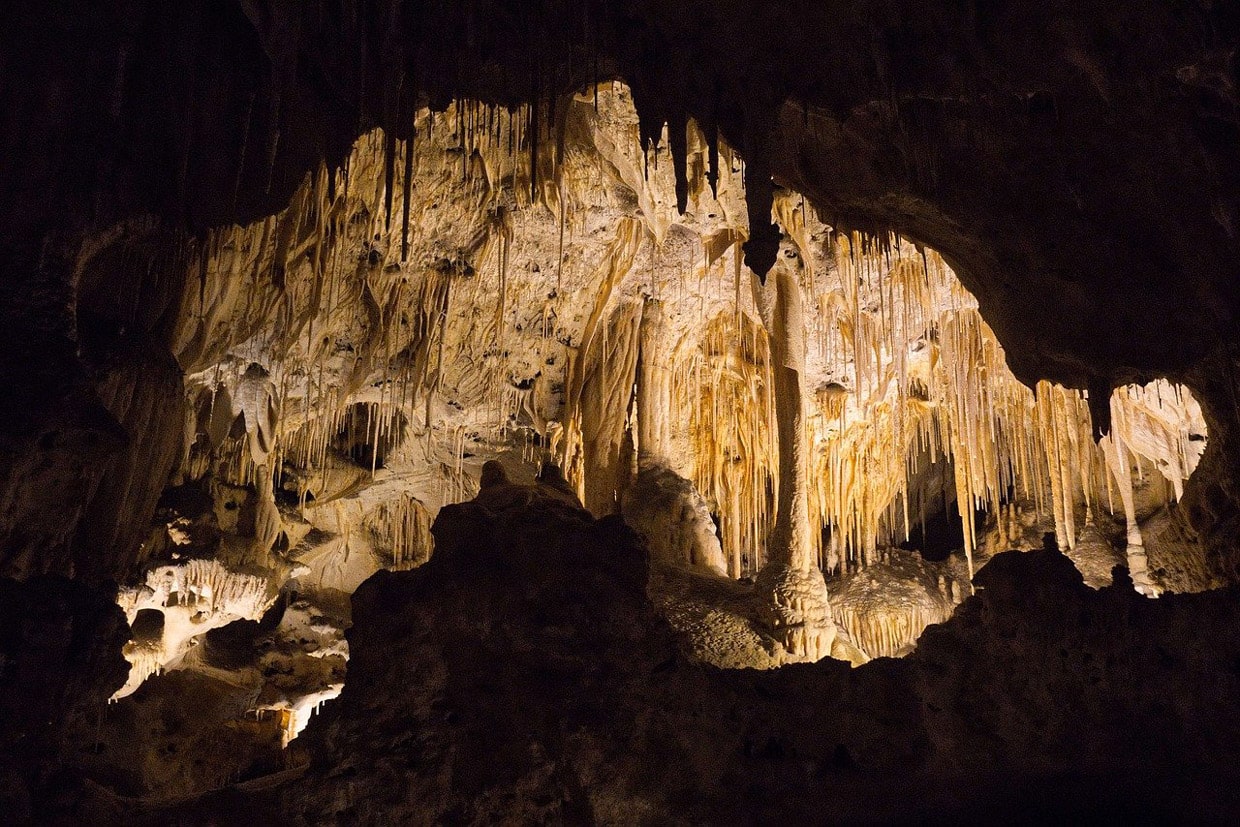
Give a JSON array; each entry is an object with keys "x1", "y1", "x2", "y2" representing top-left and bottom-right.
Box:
[
  {"x1": 622, "y1": 465, "x2": 727, "y2": 575},
  {"x1": 2, "y1": 1, "x2": 1239, "y2": 821},
  {"x1": 113, "y1": 559, "x2": 275, "y2": 700},
  {"x1": 624, "y1": 294, "x2": 729, "y2": 575},
  {"x1": 750, "y1": 246, "x2": 837, "y2": 660},
  {"x1": 43, "y1": 79, "x2": 1219, "y2": 754}
]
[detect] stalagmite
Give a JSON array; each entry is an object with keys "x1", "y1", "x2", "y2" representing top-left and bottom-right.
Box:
[
  {"x1": 1101, "y1": 425, "x2": 1156, "y2": 594},
  {"x1": 622, "y1": 465, "x2": 728, "y2": 575},
  {"x1": 536, "y1": 460, "x2": 584, "y2": 507},
  {"x1": 753, "y1": 247, "x2": 814, "y2": 572}
]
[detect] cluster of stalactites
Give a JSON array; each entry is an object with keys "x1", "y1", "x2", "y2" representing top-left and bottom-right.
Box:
[
  {"x1": 813, "y1": 235, "x2": 1205, "y2": 579},
  {"x1": 118, "y1": 635, "x2": 167, "y2": 693},
  {"x1": 833, "y1": 600, "x2": 952, "y2": 660},
  {"x1": 263, "y1": 686, "x2": 345, "y2": 749},
  {"x1": 181, "y1": 83, "x2": 710, "y2": 498},
  {"x1": 111, "y1": 559, "x2": 275, "y2": 701},
  {"x1": 1036, "y1": 378, "x2": 1206, "y2": 555},
  {"x1": 679, "y1": 311, "x2": 778, "y2": 577},
  {"x1": 175, "y1": 96, "x2": 562, "y2": 528},
  {"x1": 174, "y1": 82, "x2": 757, "y2": 549},
  {"x1": 662, "y1": 227, "x2": 1207, "y2": 582},
  {"x1": 168, "y1": 84, "x2": 1208, "y2": 594},
  {"x1": 365, "y1": 492, "x2": 434, "y2": 570},
  {"x1": 144, "y1": 558, "x2": 271, "y2": 618}
]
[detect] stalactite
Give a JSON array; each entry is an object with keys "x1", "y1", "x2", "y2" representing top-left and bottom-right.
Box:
[
  {"x1": 669, "y1": 112, "x2": 689, "y2": 215},
  {"x1": 383, "y1": 126, "x2": 396, "y2": 233},
  {"x1": 529, "y1": 88, "x2": 540, "y2": 201},
  {"x1": 401, "y1": 135, "x2": 414, "y2": 261},
  {"x1": 705, "y1": 119, "x2": 720, "y2": 200},
  {"x1": 740, "y1": 148, "x2": 779, "y2": 281},
  {"x1": 683, "y1": 311, "x2": 777, "y2": 576},
  {"x1": 577, "y1": 300, "x2": 643, "y2": 515},
  {"x1": 556, "y1": 217, "x2": 646, "y2": 495},
  {"x1": 366, "y1": 492, "x2": 433, "y2": 570}
]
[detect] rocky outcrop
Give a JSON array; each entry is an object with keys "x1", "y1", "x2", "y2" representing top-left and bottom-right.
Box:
[
  {"x1": 829, "y1": 547, "x2": 965, "y2": 659},
  {"x1": 621, "y1": 463, "x2": 726, "y2": 575},
  {"x1": 73, "y1": 333, "x2": 185, "y2": 581},
  {"x1": 265, "y1": 501, "x2": 1240, "y2": 824}
]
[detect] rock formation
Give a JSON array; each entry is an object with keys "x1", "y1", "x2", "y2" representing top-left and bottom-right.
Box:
[
  {"x1": 1, "y1": 1, "x2": 1239, "y2": 822},
  {"x1": 260, "y1": 500, "x2": 1240, "y2": 824}
]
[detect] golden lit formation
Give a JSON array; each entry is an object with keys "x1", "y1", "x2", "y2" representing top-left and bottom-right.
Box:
[{"x1": 109, "y1": 85, "x2": 1206, "y2": 704}]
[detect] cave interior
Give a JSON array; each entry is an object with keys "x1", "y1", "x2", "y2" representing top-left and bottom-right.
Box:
[{"x1": 3, "y1": 1, "x2": 1240, "y2": 823}]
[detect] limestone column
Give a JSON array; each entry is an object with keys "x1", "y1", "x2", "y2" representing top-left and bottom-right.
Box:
[
  {"x1": 757, "y1": 257, "x2": 814, "y2": 571},
  {"x1": 1102, "y1": 400, "x2": 1158, "y2": 596},
  {"x1": 751, "y1": 243, "x2": 836, "y2": 661},
  {"x1": 625, "y1": 295, "x2": 728, "y2": 575},
  {"x1": 636, "y1": 296, "x2": 672, "y2": 467}
]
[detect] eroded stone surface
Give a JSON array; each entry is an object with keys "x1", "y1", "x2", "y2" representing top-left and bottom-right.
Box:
[
  {"x1": 257, "y1": 501, "x2": 1240, "y2": 825},
  {"x1": 622, "y1": 463, "x2": 727, "y2": 575}
]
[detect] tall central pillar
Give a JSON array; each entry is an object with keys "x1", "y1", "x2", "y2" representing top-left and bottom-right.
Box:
[
  {"x1": 636, "y1": 297, "x2": 673, "y2": 467},
  {"x1": 762, "y1": 259, "x2": 814, "y2": 571},
  {"x1": 751, "y1": 243, "x2": 836, "y2": 661}
]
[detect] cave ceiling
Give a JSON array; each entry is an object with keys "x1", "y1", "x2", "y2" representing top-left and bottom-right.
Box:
[
  {"x1": 0, "y1": 0, "x2": 1236, "y2": 580},
  {"x1": 4, "y1": 0, "x2": 1239, "y2": 385}
]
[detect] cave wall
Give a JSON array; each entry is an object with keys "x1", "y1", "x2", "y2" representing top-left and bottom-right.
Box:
[{"x1": 0, "y1": 576, "x2": 130, "y2": 822}]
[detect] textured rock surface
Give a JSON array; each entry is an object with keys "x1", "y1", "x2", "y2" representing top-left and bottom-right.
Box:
[
  {"x1": 2, "y1": 0, "x2": 1238, "y2": 578},
  {"x1": 621, "y1": 463, "x2": 726, "y2": 575},
  {"x1": 829, "y1": 547, "x2": 966, "y2": 659},
  {"x1": 56, "y1": 80, "x2": 1218, "y2": 764},
  {"x1": 751, "y1": 562, "x2": 838, "y2": 663},
  {"x1": 2, "y1": 2, "x2": 1240, "y2": 821},
  {"x1": 265, "y1": 502, "x2": 1240, "y2": 824}
]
